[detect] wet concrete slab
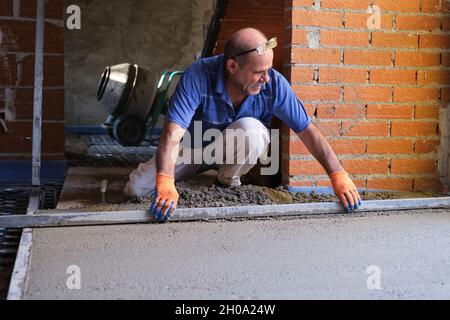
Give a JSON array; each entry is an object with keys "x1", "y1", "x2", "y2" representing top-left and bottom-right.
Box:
[{"x1": 23, "y1": 209, "x2": 450, "y2": 300}]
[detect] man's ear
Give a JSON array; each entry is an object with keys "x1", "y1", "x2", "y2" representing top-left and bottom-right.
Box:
[{"x1": 227, "y1": 58, "x2": 239, "y2": 74}]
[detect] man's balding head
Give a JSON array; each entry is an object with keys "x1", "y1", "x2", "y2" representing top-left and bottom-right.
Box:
[
  {"x1": 224, "y1": 28, "x2": 268, "y2": 65},
  {"x1": 223, "y1": 28, "x2": 274, "y2": 97}
]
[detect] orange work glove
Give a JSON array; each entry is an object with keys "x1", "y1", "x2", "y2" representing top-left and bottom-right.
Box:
[
  {"x1": 329, "y1": 171, "x2": 362, "y2": 212},
  {"x1": 150, "y1": 173, "x2": 179, "y2": 221}
]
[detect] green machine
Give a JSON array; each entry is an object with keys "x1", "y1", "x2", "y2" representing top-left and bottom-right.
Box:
[{"x1": 97, "y1": 63, "x2": 183, "y2": 146}]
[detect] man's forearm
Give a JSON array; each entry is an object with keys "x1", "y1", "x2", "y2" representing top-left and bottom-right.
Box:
[
  {"x1": 156, "y1": 121, "x2": 185, "y2": 177},
  {"x1": 297, "y1": 123, "x2": 343, "y2": 175},
  {"x1": 156, "y1": 137, "x2": 178, "y2": 177}
]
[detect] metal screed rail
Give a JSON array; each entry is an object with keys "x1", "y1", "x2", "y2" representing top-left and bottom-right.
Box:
[{"x1": 1, "y1": 197, "x2": 450, "y2": 229}]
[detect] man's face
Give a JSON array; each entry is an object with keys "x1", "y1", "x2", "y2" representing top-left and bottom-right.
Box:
[{"x1": 231, "y1": 50, "x2": 274, "y2": 96}]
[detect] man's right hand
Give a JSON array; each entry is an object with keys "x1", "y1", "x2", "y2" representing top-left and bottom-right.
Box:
[{"x1": 150, "y1": 173, "x2": 179, "y2": 222}]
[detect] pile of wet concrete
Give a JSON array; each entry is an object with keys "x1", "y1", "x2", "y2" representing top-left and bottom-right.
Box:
[
  {"x1": 177, "y1": 183, "x2": 338, "y2": 208},
  {"x1": 83, "y1": 181, "x2": 406, "y2": 212}
]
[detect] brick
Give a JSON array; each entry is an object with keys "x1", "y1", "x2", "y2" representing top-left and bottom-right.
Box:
[
  {"x1": 376, "y1": 0, "x2": 420, "y2": 12},
  {"x1": 321, "y1": 30, "x2": 369, "y2": 47},
  {"x1": 344, "y1": 86, "x2": 391, "y2": 102},
  {"x1": 414, "y1": 178, "x2": 445, "y2": 192},
  {"x1": 13, "y1": 89, "x2": 65, "y2": 121},
  {"x1": 44, "y1": 23, "x2": 64, "y2": 54},
  {"x1": 288, "y1": 137, "x2": 366, "y2": 157},
  {"x1": 40, "y1": 122, "x2": 65, "y2": 154},
  {"x1": 443, "y1": 19, "x2": 450, "y2": 31},
  {"x1": 415, "y1": 139, "x2": 440, "y2": 153},
  {"x1": 367, "y1": 139, "x2": 414, "y2": 154},
  {"x1": 20, "y1": 0, "x2": 65, "y2": 19},
  {"x1": 319, "y1": 68, "x2": 367, "y2": 83},
  {"x1": 19, "y1": 55, "x2": 64, "y2": 87},
  {"x1": 372, "y1": 33, "x2": 418, "y2": 48},
  {"x1": 342, "y1": 159, "x2": 389, "y2": 174},
  {"x1": 0, "y1": 121, "x2": 64, "y2": 153},
  {"x1": 317, "y1": 179, "x2": 366, "y2": 189},
  {"x1": 391, "y1": 159, "x2": 436, "y2": 174},
  {"x1": 344, "y1": 12, "x2": 393, "y2": 29},
  {"x1": 0, "y1": 20, "x2": 35, "y2": 52},
  {"x1": 345, "y1": 50, "x2": 391, "y2": 66},
  {"x1": 316, "y1": 104, "x2": 366, "y2": 119},
  {"x1": 290, "y1": 67, "x2": 315, "y2": 82},
  {"x1": 395, "y1": 51, "x2": 440, "y2": 67},
  {"x1": 321, "y1": 0, "x2": 371, "y2": 10},
  {"x1": 391, "y1": 122, "x2": 438, "y2": 137},
  {"x1": 292, "y1": 0, "x2": 315, "y2": 6},
  {"x1": 367, "y1": 105, "x2": 414, "y2": 119},
  {"x1": 0, "y1": 55, "x2": 16, "y2": 86},
  {"x1": 442, "y1": 53, "x2": 450, "y2": 67},
  {"x1": 0, "y1": 0, "x2": 13, "y2": 16},
  {"x1": 441, "y1": 88, "x2": 450, "y2": 102},
  {"x1": 315, "y1": 180, "x2": 332, "y2": 187},
  {"x1": 315, "y1": 121, "x2": 341, "y2": 136},
  {"x1": 420, "y1": 35, "x2": 450, "y2": 49},
  {"x1": 417, "y1": 70, "x2": 450, "y2": 85},
  {"x1": 293, "y1": 85, "x2": 341, "y2": 101},
  {"x1": 288, "y1": 140, "x2": 310, "y2": 154},
  {"x1": 370, "y1": 69, "x2": 416, "y2": 84},
  {"x1": 393, "y1": 87, "x2": 440, "y2": 103},
  {"x1": 415, "y1": 105, "x2": 440, "y2": 119},
  {"x1": 288, "y1": 160, "x2": 328, "y2": 175},
  {"x1": 0, "y1": 124, "x2": 22, "y2": 144},
  {"x1": 395, "y1": 15, "x2": 442, "y2": 31},
  {"x1": 235, "y1": 1, "x2": 285, "y2": 17},
  {"x1": 421, "y1": 0, "x2": 450, "y2": 13},
  {"x1": 291, "y1": 29, "x2": 308, "y2": 44},
  {"x1": 342, "y1": 121, "x2": 389, "y2": 136},
  {"x1": 367, "y1": 178, "x2": 413, "y2": 191},
  {"x1": 292, "y1": 9, "x2": 343, "y2": 28},
  {"x1": 291, "y1": 48, "x2": 341, "y2": 64},
  {"x1": 288, "y1": 181, "x2": 315, "y2": 187},
  {"x1": 0, "y1": 20, "x2": 63, "y2": 54},
  {"x1": 330, "y1": 139, "x2": 366, "y2": 154}
]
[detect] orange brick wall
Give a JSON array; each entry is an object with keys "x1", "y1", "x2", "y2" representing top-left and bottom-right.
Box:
[
  {"x1": 213, "y1": 0, "x2": 286, "y2": 72},
  {"x1": 283, "y1": 0, "x2": 450, "y2": 192},
  {"x1": 0, "y1": 0, "x2": 65, "y2": 161}
]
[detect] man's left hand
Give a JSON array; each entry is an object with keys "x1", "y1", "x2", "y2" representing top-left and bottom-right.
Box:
[{"x1": 330, "y1": 171, "x2": 362, "y2": 212}]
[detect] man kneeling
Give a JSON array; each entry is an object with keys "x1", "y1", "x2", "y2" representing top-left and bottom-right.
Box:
[{"x1": 124, "y1": 28, "x2": 361, "y2": 221}]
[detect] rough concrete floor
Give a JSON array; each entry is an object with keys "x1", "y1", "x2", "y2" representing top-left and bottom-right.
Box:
[{"x1": 24, "y1": 209, "x2": 450, "y2": 300}]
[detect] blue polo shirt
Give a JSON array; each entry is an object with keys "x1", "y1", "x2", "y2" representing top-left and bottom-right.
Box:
[{"x1": 166, "y1": 54, "x2": 311, "y2": 140}]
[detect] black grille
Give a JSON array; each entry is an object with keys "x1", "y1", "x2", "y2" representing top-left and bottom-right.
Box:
[{"x1": 0, "y1": 181, "x2": 63, "y2": 299}]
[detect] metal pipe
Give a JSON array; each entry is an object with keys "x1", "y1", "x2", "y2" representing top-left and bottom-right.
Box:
[
  {"x1": 32, "y1": 0, "x2": 45, "y2": 187},
  {"x1": 1, "y1": 197, "x2": 449, "y2": 229},
  {"x1": 7, "y1": 0, "x2": 45, "y2": 299}
]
